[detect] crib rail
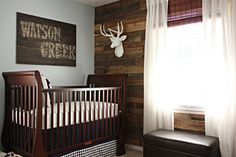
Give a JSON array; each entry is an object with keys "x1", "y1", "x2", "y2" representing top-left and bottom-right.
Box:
[
  {"x1": 42, "y1": 87, "x2": 122, "y2": 155},
  {"x1": 3, "y1": 86, "x2": 122, "y2": 156}
]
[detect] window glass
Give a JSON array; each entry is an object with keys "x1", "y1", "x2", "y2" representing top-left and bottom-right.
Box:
[{"x1": 163, "y1": 22, "x2": 205, "y2": 111}]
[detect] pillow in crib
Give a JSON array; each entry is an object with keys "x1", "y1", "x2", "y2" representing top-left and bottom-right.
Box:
[{"x1": 41, "y1": 75, "x2": 51, "y2": 107}]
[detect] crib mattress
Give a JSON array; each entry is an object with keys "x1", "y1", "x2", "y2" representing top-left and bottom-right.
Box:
[{"x1": 12, "y1": 101, "x2": 118, "y2": 129}]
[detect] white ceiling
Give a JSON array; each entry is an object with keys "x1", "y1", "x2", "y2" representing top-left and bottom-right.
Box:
[{"x1": 76, "y1": 0, "x2": 120, "y2": 7}]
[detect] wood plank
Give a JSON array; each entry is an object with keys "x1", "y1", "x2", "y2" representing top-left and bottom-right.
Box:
[
  {"x1": 106, "y1": 66, "x2": 144, "y2": 74},
  {"x1": 174, "y1": 112, "x2": 205, "y2": 133},
  {"x1": 140, "y1": 0, "x2": 147, "y2": 10},
  {"x1": 127, "y1": 108, "x2": 143, "y2": 115},
  {"x1": 127, "y1": 97, "x2": 143, "y2": 104},
  {"x1": 127, "y1": 79, "x2": 143, "y2": 86},
  {"x1": 95, "y1": 46, "x2": 105, "y2": 53},
  {"x1": 126, "y1": 21, "x2": 146, "y2": 32}
]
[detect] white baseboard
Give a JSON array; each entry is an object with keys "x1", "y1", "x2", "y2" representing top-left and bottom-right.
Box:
[{"x1": 125, "y1": 143, "x2": 143, "y2": 152}]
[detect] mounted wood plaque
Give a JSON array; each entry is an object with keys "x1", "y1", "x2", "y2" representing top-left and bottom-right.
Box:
[{"x1": 16, "y1": 12, "x2": 76, "y2": 66}]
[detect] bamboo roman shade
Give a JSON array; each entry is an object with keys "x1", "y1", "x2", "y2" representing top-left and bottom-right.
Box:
[{"x1": 168, "y1": 0, "x2": 202, "y2": 27}]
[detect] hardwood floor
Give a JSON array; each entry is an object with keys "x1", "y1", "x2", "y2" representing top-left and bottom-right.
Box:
[{"x1": 116, "y1": 148, "x2": 143, "y2": 157}]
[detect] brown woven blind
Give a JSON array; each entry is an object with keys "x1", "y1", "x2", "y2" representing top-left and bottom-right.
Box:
[{"x1": 168, "y1": 0, "x2": 202, "y2": 27}]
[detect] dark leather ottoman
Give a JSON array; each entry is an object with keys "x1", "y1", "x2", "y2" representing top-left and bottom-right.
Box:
[{"x1": 144, "y1": 129, "x2": 221, "y2": 157}]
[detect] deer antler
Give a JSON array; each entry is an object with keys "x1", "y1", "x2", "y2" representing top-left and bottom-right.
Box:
[
  {"x1": 100, "y1": 22, "x2": 124, "y2": 37},
  {"x1": 117, "y1": 21, "x2": 123, "y2": 36},
  {"x1": 100, "y1": 24, "x2": 114, "y2": 38}
]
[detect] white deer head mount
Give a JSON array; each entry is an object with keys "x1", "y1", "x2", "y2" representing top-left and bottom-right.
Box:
[{"x1": 100, "y1": 21, "x2": 127, "y2": 58}]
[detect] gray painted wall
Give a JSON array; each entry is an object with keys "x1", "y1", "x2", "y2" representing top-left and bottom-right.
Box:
[{"x1": 0, "y1": 0, "x2": 94, "y2": 149}]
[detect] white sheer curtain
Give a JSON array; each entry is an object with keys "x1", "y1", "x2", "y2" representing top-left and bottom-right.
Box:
[
  {"x1": 203, "y1": 0, "x2": 236, "y2": 157},
  {"x1": 144, "y1": 0, "x2": 173, "y2": 134}
]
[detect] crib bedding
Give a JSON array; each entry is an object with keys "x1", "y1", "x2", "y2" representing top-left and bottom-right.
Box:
[{"x1": 13, "y1": 101, "x2": 118, "y2": 129}]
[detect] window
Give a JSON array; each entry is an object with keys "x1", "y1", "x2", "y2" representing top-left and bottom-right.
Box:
[
  {"x1": 163, "y1": 22, "x2": 205, "y2": 111},
  {"x1": 162, "y1": 0, "x2": 224, "y2": 111},
  {"x1": 163, "y1": 0, "x2": 204, "y2": 111}
]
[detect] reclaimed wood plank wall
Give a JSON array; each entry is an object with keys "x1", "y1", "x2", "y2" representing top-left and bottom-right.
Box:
[
  {"x1": 95, "y1": 0, "x2": 146, "y2": 146},
  {"x1": 95, "y1": 0, "x2": 205, "y2": 146}
]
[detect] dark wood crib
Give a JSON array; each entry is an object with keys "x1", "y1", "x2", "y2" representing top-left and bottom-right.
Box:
[{"x1": 2, "y1": 70, "x2": 127, "y2": 157}]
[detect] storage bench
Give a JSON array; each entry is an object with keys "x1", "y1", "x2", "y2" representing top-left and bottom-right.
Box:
[{"x1": 144, "y1": 129, "x2": 221, "y2": 157}]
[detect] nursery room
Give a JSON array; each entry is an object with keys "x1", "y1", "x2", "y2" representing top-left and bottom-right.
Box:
[{"x1": 0, "y1": 0, "x2": 235, "y2": 157}]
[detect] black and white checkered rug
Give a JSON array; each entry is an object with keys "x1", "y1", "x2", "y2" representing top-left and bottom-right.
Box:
[{"x1": 61, "y1": 140, "x2": 117, "y2": 157}]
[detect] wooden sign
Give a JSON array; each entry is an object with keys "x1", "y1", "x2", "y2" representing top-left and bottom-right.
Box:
[{"x1": 16, "y1": 12, "x2": 76, "y2": 66}]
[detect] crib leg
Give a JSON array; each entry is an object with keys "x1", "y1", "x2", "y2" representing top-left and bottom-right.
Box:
[
  {"x1": 32, "y1": 131, "x2": 48, "y2": 157},
  {"x1": 117, "y1": 113, "x2": 125, "y2": 156},
  {"x1": 1, "y1": 121, "x2": 11, "y2": 152},
  {"x1": 117, "y1": 138, "x2": 125, "y2": 156}
]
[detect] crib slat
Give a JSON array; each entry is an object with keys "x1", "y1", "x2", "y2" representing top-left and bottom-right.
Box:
[
  {"x1": 32, "y1": 87, "x2": 36, "y2": 150},
  {"x1": 114, "y1": 89, "x2": 117, "y2": 133},
  {"x1": 11, "y1": 86, "x2": 15, "y2": 146},
  {"x1": 106, "y1": 90, "x2": 109, "y2": 137},
  {"x1": 16, "y1": 86, "x2": 20, "y2": 147},
  {"x1": 110, "y1": 89, "x2": 113, "y2": 136},
  {"x1": 14, "y1": 86, "x2": 19, "y2": 147},
  {"x1": 93, "y1": 90, "x2": 96, "y2": 139},
  {"x1": 68, "y1": 91, "x2": 71, "y2": 145},
  {"x1": 23, "y1": 86, "x2": 27, "y2": 151},
  {"x1": 28, "y1": 86, "x2": 32, "y2": 153},
  {"x1": 19, "y1": 86, "x2": 23, "y2": 149},
  {"x1": 73, "y1": 91, "x2": 77, "y2": 145},
  {"x1": 34, "y1": 86, "x2": 37, "y2": 152},
  {"x1": 83, "y1": 91, "x2": 87, "y2": 143},
  {"x1": 28, "y1": 87, "x2": 34, "y2": 152},
  {"x1": 14, "y1": 86, "x2": 17, "y2": 147},
  {"x1": 32, "y1": 87, "x2": 34, "y2": 144},
  {"x1": 102, "y1": 90, "x2": 104, "y2": 137},
  {"x1": 79, "y1": 91, "x2": 82, "y2": 144},
  {"x1": 27, "y1": 86, "x2": 32, "y2": 152},
  {"x1": 44, "y1": 92, "x2": 47, "y2": 150},
  {"x1": 113, "y1": 89, "x2": 115, "y2": 134},
  {"x1": 19, "y1": 86, "x2": 24, "y2": 149},
  {"x1": 117, "y1": 89, "x2": 121, "y2": 136},
  {"x1": 114, "y1": 89, "x2": 117, "y2": 134},
  {"x1": 98, "y1": 90, "x2": 101, "y2": 138},
  {"x1": 34, "y1": 86, "x2": 37, "y2": 151},
  {"x1": 63, "y1": 92, "x2": 66, "y2": 147},
  {"x1": 51, "y1": 92, "x2": 54, "y2": 151},
  {"x1": 89, "y1": 90, "x2": 92, "y2": 141},
  {"x1": 8, "y1": 86, "x2": 12, "y2": 144},
  {"x1": 57, "y1": 92, "x2": 60, "y2": 148}
]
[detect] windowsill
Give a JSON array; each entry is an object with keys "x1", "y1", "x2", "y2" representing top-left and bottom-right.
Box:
[{"x1": 174, "y1": 108, "x2": 204, "y2": 115}]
